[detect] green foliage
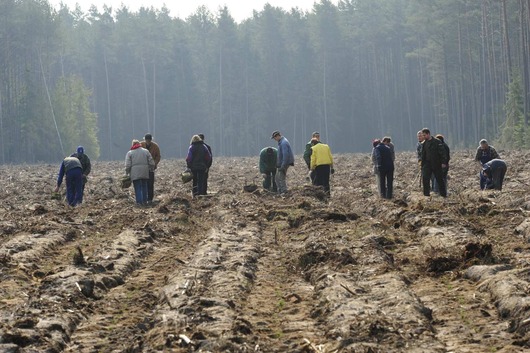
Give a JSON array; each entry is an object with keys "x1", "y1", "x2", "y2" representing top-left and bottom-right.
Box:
[
  {"x1": 499, "y1": 70, "x2": 526, "y2": 149},
  {"x1": 52, "y1": 75, "x2": 100, "y2": 158},
  {"x1": 0, "y1": 0, "x2": 529, "y2": 162}
]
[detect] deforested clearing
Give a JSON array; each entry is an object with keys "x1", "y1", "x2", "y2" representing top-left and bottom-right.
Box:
[{"x1": 1, "y1": 150, "x2": 529, "y2": 352}]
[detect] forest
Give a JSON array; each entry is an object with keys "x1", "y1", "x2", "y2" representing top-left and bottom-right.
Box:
[{"x1": 0, "y1": 0, "x2": 529, "y2": 162}]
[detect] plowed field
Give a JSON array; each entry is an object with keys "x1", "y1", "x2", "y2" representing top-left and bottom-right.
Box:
[{"x1": 1, "y1": 150, "x2": 530, "y2": 352}]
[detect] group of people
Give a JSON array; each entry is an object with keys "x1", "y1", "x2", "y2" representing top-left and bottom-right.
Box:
[
  {"x1": 55, "y1": 134, "x2": 162, "y2": 207},
  {"x1": 368, "y1": 129, "x2": 508, "y2": 200},
  {"x1": 55, "y1": 128, "x2": 509, "y2": 206},
  {"x1": 260, "y1": 130, "x2": 334, "y2": 196},
  {"x1": 123, "y1": 132, "x2": 213, "y2": 204},
  {"x1": 55, "y1": 146, "x2": 92, "y2": 206},
  {"x1": 124, "y1": 134, "x2": 161, "y2": 205}
]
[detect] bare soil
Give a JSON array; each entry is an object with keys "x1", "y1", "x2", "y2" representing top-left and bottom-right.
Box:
[{"x1": 1, "y1": 150, "x2": 530, "y2": 352}]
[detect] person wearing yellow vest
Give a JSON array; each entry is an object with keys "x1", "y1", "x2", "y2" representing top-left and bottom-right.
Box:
[{"x1": 310, "y1": 138, "x2": 334, "y2": 195}]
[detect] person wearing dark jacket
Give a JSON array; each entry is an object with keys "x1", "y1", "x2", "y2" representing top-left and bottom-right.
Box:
[
  {"x1": 186, "y1": 135, "x2": 212, "y2": 197},
  {"x1": 475, "y1": 139, "x2": 500, "y2": 189},
  {"x1": 421, "y1": 128, "x2": 448, "y2": 197},
  {"x1": 70, "y1": 145, "x2": 91, "y2": 203},
  {"x1": 432, "y1": 134, "x2": 450, "y2": 193},
  {"x1": 55, "y1": 156, "x2": 84, "y2": 206},
  {"x1": 259, "y1": 147, "x2": 277, "y2": 192},
  {"x1": 374, "y1": 141, "x2": 394, "y2": 199},
  {"x1": 198, "y1": 134, "x2": 212, "y2": 194},
  {"x1": 141, "y1": 133, "x2": 161, "y2": 203},
  {"x1": 481, "y1": 159, "x2": 507, "y2": 190},
  {"x1": 303, "y1": 131, "x2": 320, "y2": 182}
]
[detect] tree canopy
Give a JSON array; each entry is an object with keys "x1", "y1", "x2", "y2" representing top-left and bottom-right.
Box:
[{"x1": 0, "y1": 0, "x2": 529, "y2": 162}]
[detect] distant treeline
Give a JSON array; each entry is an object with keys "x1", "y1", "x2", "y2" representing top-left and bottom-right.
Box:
[{"x1": 0, "y1": 0, "x2": 529, "y2": 162}]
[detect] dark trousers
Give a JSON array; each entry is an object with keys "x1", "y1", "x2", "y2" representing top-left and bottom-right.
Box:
[
  {"x1": 485, "y1": 167, "x2": 507, "y2": 190},
  {"x1": 432, "y1": 167, "x2": 448, "y2": 193},
  {"x1": 378, "y1": 169, "x2": 394, "y2": 199},
  {"x1": 313, "y1": 165, "x2": 331, "y2": 194},
  {"x1": 192, "y1": 170, "x2": 206, "y2": 196},
  {"x1": 203, "y1": 169, "x2": 209, "y2": 194},
  {"x1": 423, "y1": 163, "x2": 446, "y2": 197},
  {"x1": 263, "y1": 170, "x2": 277, "y2": 192},
  {"x1": 147, "y1": 171, "x2": 155, "y2": 201},
  {"x1": 66, "y1": 168, "x2": 83, "y2": 206},
  {"x1": 480, "y1": 172, "x2": 488, "y2": 190}
]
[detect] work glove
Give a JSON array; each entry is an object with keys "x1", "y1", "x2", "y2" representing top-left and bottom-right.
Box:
[
  {"x1": 261, "y1": 173, "x2": 267, "y2": 179},
  {"x1": 330, "y1": 168, "x2": 335, "y2": 175}
]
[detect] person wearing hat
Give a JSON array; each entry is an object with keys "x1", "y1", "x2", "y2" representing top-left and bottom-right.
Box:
[
  {"x1": 271, "y1": 130, "x2": 294, "y2": 194},
  {"x1": 70, "y1": 145, "x2": 91, "y2": 203},
  {"x1": 198, "y1": 134, "x2": 212, "y2": 194},
  {"x1": 141, "y1": 133, "x2": 161, "y2": 203},
  {"x1": 303, "y1": 131, "x2": 320, "y2": 182},
  {"x1": 126, "y1": 139, "x2": 155, "y2": 205},
  {"x1": 54, "y1": 156, "x2": 84, "y2": 206},
  {"x1": 186, "y1": 135, "x2": 212, "y2": 197},
  {"x1": 259, "y1": 146, "x2": 278, "y2": 192},
  {"x1": 310, "y1": 138, "x2": 334, "y2": 195},
  {"x1": 373, "y1": 139, "x2": 394, "y2": 199},
  {"x1": 474, "y1": 139, "x2": 500, "y2": 190},
  {"x1": 481, "y1": 159, "x2": 507, "y2": 191}
]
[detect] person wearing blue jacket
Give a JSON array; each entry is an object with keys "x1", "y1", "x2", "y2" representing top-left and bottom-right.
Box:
[
  {"x1": 374, "y1": 140, "x2": 394, "y2": 199},
  {"x1": 481, "y1": 159, "x2": 507, "y2": 191},
  {"x1": 54, "y1": 156, "x2": 84, "y2": 206},
  {"x1": 271, "y1": 130, "x2": 295, "y2": 194}
]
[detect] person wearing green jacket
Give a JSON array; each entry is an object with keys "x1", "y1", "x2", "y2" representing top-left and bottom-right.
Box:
[
  {"x1": 259, "y1": 147, "x2": 278, "y2": 192},
  {"x1": 303, "y1": 132, "x2": 320, "y2": 182}
]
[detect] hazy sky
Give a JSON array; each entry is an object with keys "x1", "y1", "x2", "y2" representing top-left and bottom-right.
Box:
[{"x1": 49, "y1": 0, "x2": 323, "y2": 22}]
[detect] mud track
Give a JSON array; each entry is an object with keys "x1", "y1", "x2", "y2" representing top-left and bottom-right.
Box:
[{"x1": 1, "y1": 151, "x2": 530, "y2": 352}]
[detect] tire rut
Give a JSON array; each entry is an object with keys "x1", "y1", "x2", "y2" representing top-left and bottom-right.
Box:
[{"x1": 238, "y1": 228, "x2": 324, "y2": 352}]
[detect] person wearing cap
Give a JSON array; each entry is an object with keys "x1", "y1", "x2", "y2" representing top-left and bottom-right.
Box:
[
  {"x1": 421, "y1": 128, "x2": 448, "y2": 197},
  {"x1": 186, "y1": 135, "x2": 212, "y2": 197},
  {"x1": 259, "y1": 147, "x2": 278, "y2": 192},
  {"x1": 55, "y1": 156, "x2": 84, "y2": 206},
  {"x1": 474, "y1": 139, "x2": 500, "y2": 190},
  {"x1": 70, "y1": 146, "x2": 91, "y2": 202},
  {"x1": 481, "y1": 159, "x2": 507, "y2": 190},
  {"x1": 126, "y1": 139, "x2": 155, "y2": 205},
  {"x1": 271, "y1": 130, "x2": 294, "y2": 194},
  {"x1": 374, "y1": 139, "x2": 394, "y2": 199},
  {"x1": 310, "y1": 138, "x2": 334, "y2": 195},
  {"x1": 141, "y1": 133, "x2": 161, "y2": 203},
  {"x1": 303, "y1": 132, "x2": 320, "y2": 181},
  {"x1": 198, "y1": 134, "x2": 212, "y2": 194}
]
